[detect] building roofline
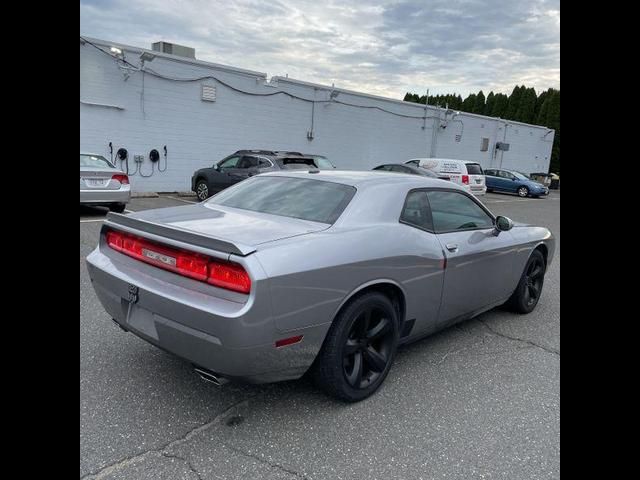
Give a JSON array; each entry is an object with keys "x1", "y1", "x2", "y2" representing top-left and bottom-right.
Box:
[
  {"x1": 81, "y1": 35, "x2": 554, "y2": 132},
  {"x1": 80, "y1": 35, "x2": 267, "y2": 79}
]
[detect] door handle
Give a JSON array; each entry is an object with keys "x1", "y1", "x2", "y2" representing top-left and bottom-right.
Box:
[{"x1": 445, "y1": 243, "x2": 459, "y2": 253}]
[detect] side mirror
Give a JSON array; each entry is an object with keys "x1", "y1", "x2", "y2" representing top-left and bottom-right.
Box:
[{"x1": 494, "y1": 215, "x2": 514, "y2": 234}]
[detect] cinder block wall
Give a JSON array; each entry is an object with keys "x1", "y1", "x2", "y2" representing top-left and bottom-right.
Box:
[{"x1": 80, "y1": 38, "x2": 555, "y2": 192}]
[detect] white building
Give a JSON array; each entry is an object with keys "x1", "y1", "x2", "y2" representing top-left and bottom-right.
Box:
[{"x1": 80, "y1": 36, "x2": 555, "y2": 193}]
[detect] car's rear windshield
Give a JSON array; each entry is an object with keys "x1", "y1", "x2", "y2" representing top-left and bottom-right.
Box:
[
  {"x1": 275, "y1": 158, "x2": 318, "y2": 169},
  {"x1": 81, "y1": 154, "x2": 114, "y2": 168},
  {"x1": 465, "y1": 163, "x2": 484, "y2": 175},
  {"x1": 208, "y1": 176, "x2": 356, "y2": 224}
]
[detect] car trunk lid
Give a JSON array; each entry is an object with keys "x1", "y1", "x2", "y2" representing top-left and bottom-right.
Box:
[
  {"x1": 80, "y1": 166, "x2": 122, "y2": 190},
  {"x1": 105, "y1": 203, "x2": 330, "y2": 256}
]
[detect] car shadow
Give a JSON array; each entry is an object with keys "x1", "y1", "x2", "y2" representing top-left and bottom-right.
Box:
[{"x1": 80, "y1": 205, "x2": 110, "y2": 218}]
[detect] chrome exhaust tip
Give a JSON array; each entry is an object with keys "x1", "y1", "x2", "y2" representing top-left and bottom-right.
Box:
[{"x1": 194, "y1": 367, "x2": 229, "y2": 386}]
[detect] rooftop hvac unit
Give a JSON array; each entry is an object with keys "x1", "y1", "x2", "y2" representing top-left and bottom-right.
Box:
[{"x1": 152, "y1": 41, "x2": 196, "y2": 59}]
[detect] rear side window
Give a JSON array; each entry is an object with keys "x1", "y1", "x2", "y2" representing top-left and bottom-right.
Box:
[
  {"x1": 405, "y1": 160, "x2": 420, "y2": 166},
  {"x1": 484, "y1": 169, "x2": 497, "y2": 176},
  {"x1": 465, "y1": 163, "x2": 484, "y2": 175},
  {"x1": 427, "y1": 191, "x2": 493, "y2": 232},
  {"x1": 400, "y1": 191, "x2": 433, "y2": 231},
  {"x1": 209, "y1": 176, "x2": 356, "y2": 224}
]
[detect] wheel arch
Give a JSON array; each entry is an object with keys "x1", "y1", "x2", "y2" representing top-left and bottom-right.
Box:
[
  {"x1": 331, "y1": 279, "x2": 407, "y2": 328},
  {"x1": 533, "y1": 242, "x2": 548, "y2": 267}
]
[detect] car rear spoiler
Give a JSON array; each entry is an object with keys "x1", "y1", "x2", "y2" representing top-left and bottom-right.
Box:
[{"x1": 103, "y1": 212, "x2": 256, "y2": 256}]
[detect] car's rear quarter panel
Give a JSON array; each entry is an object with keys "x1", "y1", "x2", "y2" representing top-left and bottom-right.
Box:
[{"x1": 255, "y1": 223, "x2": 445, "y2": 339}]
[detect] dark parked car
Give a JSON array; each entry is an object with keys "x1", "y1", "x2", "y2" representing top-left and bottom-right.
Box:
[
  {"x1": 484, "y1": 168, "x2": 549, "y2": 198},
  {"x1": 373, "y1": 163, "x2": 450, "y2": 180},
  {"x1": 191, "y1": 150, "x2": 325, "y2": 200}
]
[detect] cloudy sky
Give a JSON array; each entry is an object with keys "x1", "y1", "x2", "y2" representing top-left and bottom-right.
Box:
[{"x1": 80, "y1": 0, "x2": 559, "y2": 99}]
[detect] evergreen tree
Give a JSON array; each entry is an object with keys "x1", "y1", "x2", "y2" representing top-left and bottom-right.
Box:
[
  {"x1": 491, "y1": 93, "x2": 509, "y2": 117},
  {"x1": 505, "y1": 85, "x2": 523, "y2": 119},
  {"x1": 473, "y1": 90, "x2": 486, "y2": 114},
  {"x1": 485, "y1": 92, "x2": 495, "y2": 117},
  {"x1": 516, "y1": 87, "x2": 537, "y2": 123},
  {"x1": 461, "y1": 93, "x2": 476, "y2": 112}
]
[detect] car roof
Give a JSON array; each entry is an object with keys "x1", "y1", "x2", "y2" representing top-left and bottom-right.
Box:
[
  {"x1": 409, "y1": 157, "x2": 481, "y2": 164},
  {"x1": 260, "y1": 169, "x2": 459, "y2": 190}
]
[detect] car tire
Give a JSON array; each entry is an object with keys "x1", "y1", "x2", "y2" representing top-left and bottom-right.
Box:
[
  {"x1": 196, "y1": 179, "x2": 210, "y2": 201},
  {"x1": 517, "y1": 186, "x2": 529, "y2": 197},
  {"x1": 505, "y1": 249, "x2": 546, "y2": 314},
  {"x1": 109, "y1": 203, "x2": 126, "y2": 213},
  {"x1": 312, "y1": 292, "x2": 399, "y2": 402}
]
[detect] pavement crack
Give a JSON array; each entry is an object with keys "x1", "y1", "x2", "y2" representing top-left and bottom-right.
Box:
[
  {"x1": 478, "y1": 319, "x2": 559, "y2": 356},
  {"x1": 161, "y1": 452, "x2": 203, "y2": 480},
  {"x1": 222, "y1": 443, "x2": 310, "y2": 479},
  {"x1": 81, "y1": 397, "x2": 255, "y2": 480}
]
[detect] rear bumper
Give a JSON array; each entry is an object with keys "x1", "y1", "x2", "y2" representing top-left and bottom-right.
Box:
[
  {"x1": 85, "y1": 247, "x2": 326, "y2": 383},
  {"x1": 80, "y1": 187, "x2": 131, "y2": 205},
  {"x1": 468, "y1": 185, "x2": 487, "y2": 196}
]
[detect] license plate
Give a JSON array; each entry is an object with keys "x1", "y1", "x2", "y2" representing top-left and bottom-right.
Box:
[
  {"x1": 85, "y1": 178, "x2": 108, "y2": 187},
  {"x1": 475, "y1": 178, "x2": 482, "y2": 184}
]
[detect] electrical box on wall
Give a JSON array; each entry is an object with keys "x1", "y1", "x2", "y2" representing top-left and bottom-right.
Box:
[{"x1": 496, "y1": 142, "x2": 510, "y2": 151}]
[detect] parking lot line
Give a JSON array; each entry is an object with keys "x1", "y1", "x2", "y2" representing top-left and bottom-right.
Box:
[{"x1": 164, "y1": 195, "x2": 197, "y2": 204}]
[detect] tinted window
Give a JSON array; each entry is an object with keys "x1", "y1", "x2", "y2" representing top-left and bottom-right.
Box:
[
  {"x1": 237, "y1": 156, "x2": 259, "y2": 169},
  {"x1": 406, "y1": 160, "x2": 420, "y2": 166},
  {"x1": 498, "y1": 170, "x2": 513, "y2": 179},
  {"x1": 484, "y1": 169, "x2": 497, "y2": 176},
  {"x1": 373, "y1": 165, "x2": 391, "y2": 171},
  {"x1": 209, "y1": 176, "x2": 356, "y2": 224},
  {"x1": 80, "y1": 154, "x2": 114, "y2": 169},
  {"x1": 276, "y1": 158, "x2": 318, "y2": 169},
  {"x1": 218, "y1": 156, "x2": 240, "y2": 168},
  {"x1": 390, "y1": 165, "x2": 407, "y2": 172},
  {"x1": 427, "y1": 191, "x2": 493, "y2": 232},
  {"x1": 400, "y1": 191, "x2": 433, "y2": 231},
  {"x1": 310, "y1": 156, "x2": 335, "y2": 169},
  {"x1": 258, "y1": 158, "x2": 273, "y2": 168},
  {"x1": 465, "y1": 163, "x2": 483, "y2": 175}
]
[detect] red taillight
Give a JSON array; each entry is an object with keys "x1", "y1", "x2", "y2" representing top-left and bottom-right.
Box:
[
  {"x1": 112, "y1": 174, "x2": 129, "y2": 185},
  {"x1": 462, "y1": 175, "x2": 469, "y2": 185},
  {"x1": 105, "y1": 229, "x2": 251, "y2": 293},
  {"x1": 208, "y1": 261, "x2": 252, "y2": 293}
]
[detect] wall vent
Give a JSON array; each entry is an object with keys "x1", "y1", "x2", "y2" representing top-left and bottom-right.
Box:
[
  {"x1": 201, "y1": 85, "x2": 216, "y2": 102},
  {"x1": 480, "y1": 137, "x2": 489, "y2": 151}
]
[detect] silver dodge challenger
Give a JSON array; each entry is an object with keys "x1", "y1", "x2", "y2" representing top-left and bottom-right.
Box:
[{"x1": 86, "y1": 170, "x2": 554, "y2": 401}]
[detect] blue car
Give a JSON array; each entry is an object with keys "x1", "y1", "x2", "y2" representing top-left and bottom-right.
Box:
[{"x1": 484, "y1": 168, "x2": 549, "y2": 198}]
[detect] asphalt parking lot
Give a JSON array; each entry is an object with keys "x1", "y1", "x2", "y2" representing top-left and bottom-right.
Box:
[{"x1": 80, "y1": 190, "x2": 560, "y2": 480}]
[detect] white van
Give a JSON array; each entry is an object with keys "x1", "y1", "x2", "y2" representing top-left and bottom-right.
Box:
[{"x1": 405, "y1": 158, "x2": 487, "y2": 196}]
